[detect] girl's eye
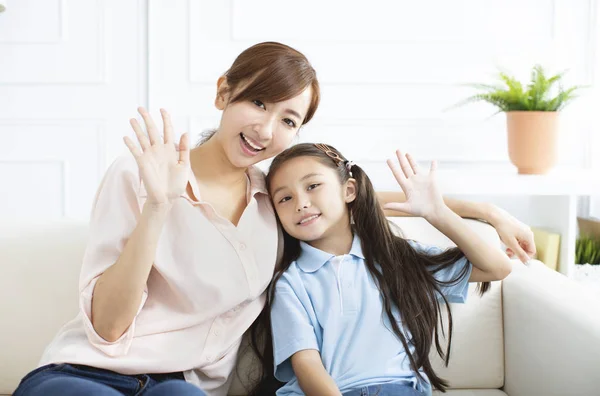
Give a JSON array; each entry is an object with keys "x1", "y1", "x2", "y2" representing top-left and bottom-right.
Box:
[
  {"x1": 307, "y1": 184, "x2": 319, "y2": 191},
  {"x1": 252, "y1": 100, "x2": 266, "y2": 110},
  {"x1": 278, "y1": 196, "x2": 291, "y2": 204},
  {"x1": 283, "y1": 118, "x2": 297, "y2": 128}
]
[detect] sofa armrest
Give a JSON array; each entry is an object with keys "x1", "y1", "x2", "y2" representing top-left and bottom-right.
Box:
[{"x1": 502, "y1": 260, "x2": 600, "y2": 396}]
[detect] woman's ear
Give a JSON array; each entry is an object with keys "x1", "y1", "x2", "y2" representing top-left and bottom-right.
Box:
[
  {"x1": 344, "y1": 178, "x2": 357, "y2": 203},
  {"x1": 215, "y1": 76, "x2": 229, "y2": 110}
]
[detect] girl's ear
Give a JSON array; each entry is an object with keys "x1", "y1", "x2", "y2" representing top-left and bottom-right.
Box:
[
  {"x1": 344, "y1": 178, "x2": 357, "y2": 203},
  {"x1": 215, "y1": 76, "x2": 229, "y2": 110}
]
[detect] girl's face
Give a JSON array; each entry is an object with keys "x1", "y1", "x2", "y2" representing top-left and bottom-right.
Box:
[
  {"x1": 269, "y1": 156, "x2": 356, "y2": 243},
  {"x1": 214, "y1": 81, "x2": 313, "y2": 168}
]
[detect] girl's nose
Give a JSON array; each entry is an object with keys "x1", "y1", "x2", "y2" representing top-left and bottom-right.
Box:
[{"x1": 296, "y1": 202, "x2": 310, "y2": 212}]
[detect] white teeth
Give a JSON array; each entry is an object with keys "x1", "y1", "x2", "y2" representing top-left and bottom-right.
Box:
[
  {"x1": 242, "y1": 134, "x2": 263, "y2": 150},
  {"x1": 300, "y1": 214, "x2": 319, "y2": 224}
]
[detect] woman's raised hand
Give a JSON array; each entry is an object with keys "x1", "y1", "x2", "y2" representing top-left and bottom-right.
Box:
[{"x1": 124, "y1": 107, "x2": 190, "y2": 205}]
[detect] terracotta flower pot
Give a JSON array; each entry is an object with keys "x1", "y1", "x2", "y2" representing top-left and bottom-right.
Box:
[{"x1": 506, "y1": 111, "x2": 559, "y2": 174}]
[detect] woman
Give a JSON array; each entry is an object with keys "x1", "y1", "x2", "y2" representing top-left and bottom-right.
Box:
[{"x1": 14, "y1": 42, "x2": 534, "y2": 396}]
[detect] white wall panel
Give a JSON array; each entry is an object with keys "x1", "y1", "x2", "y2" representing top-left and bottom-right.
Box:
[
  {"x1": 0, "y1": 0, "x2": 64, "y2": 43},
  {"x1": 0, "y1": 161, "x2": 65, "y2": 220},
  {"x1": 0, "y1": 0, "x2": 107, "y2": 83},
  {"x1": 0, "y1": 0, "x2": 146, "y2": 222}
]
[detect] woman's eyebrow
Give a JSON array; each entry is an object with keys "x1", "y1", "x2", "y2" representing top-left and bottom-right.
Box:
[{"x1": 284, "y1": 108, "x2": 302, "y2": 120}]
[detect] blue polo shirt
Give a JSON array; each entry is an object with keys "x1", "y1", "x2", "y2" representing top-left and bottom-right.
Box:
[{"x1": 270, "y1": 235, "x2": 472, "y2": 396}]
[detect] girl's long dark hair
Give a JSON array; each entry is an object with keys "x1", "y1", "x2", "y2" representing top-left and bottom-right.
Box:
[{"x1": 248, "y1": 143, "x2": 491, "y2": 395}]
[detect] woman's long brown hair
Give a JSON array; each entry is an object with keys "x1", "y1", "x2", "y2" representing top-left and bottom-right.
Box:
[{"x1": 248, "y1": 143, "x2": 491, "y2": 395}]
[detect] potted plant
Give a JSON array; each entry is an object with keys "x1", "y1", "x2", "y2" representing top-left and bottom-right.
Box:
[
  {"x1": 457, "y1": 65, "x2": 583, "y2": 174},
  {"x1": 573, "y1": 236, "x2": 600, "y2": 293}
]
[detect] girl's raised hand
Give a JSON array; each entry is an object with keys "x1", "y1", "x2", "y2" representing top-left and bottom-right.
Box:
[
  {"x1": 383, "y1": 150, "x2": 446, "y2": 220},
  {"x1": 123, "y1": 107, "x2": 191, "y2": 205}
]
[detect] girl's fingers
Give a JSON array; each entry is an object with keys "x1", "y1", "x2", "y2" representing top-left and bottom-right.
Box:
[
  {"x1": 138, "y1": 107, "x2": 160, "y2": 145},
  {"x1": 386, "y1": 158, "x2": 408, "y2": 191},
  {"x1": 395, "y1": 150, "x2": 414, "y2": 179},
  {"x1": 406, "y1": 153, "x2": 421, "y2": 175},
  {"x1": 178, "y1": 133, "x2": 190, "y2": 165},
  {"x1": 161, "y1": 108, "x2": 174, "y2": 144},
  {"x1": 123, "y1": 136, "x2": 143, "y2": 158},
  {"x1": 430, "y1": 160, "x2": 438, "y2": 173},
  {"x1": 129, "y1": 118, "x2": 151, "y2": 151}
]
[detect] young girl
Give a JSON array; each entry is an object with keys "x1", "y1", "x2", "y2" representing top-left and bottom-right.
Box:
[{"x1": 264, "y1": 143, "x2": 513, "y2": 396}]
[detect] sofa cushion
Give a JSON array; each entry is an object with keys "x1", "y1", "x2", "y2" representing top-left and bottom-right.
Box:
[
  {"x1": 434, "y1": 390, "x2": 507, "y2": 396},
  {"x1": 0, "y1": 221, "x2": 87, "y2": 395},
  {"x1": 429, "y1": 282, "x2": 504, "y2": 389}
]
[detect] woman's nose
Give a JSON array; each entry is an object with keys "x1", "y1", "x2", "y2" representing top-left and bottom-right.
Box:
[{"x1": 253, "y1": 118, "x2": 275, "y2": 140}]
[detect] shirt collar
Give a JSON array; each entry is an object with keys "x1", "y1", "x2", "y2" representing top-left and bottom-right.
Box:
[
  {"x1": 296, "y1": 234, "x2": 365, "y2": 273},
  {"x1": 246, "y1": 165, "x2": 268, "y2": 197},
  {"x1": 139, "y1": 165, "x2": 268, "y2": 201}
]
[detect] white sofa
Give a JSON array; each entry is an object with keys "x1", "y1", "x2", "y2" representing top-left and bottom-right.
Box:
[{"x1": 1, "y1": 218, "x2": 599, "y2": 396}]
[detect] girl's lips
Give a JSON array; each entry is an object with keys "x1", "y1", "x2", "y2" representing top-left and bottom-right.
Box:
[{"x1": 297, "y1": 214, "x2": 321, "y2": 226}]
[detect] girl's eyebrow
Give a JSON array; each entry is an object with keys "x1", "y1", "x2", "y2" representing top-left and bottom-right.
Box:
[
  {"x1": 271, "y1": 173, "x2": 323, "y2": 196},
  {"x1": 300, "y1": 172, "x2": 323, "y2": 181}
]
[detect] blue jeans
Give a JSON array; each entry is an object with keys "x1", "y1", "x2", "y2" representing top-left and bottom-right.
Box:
[
  {"x1": 13, "y1": 364, "x2": 207, "y2": 396},
  {"x1": 342, "y1": 383, "x2": 429, "y2": 396}
]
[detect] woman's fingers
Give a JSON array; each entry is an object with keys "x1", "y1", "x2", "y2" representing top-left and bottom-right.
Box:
[
  {"x1": 123, "y1": 136, "x2": 143, "y2": 158},
  {"x1": 129, "y1": 118, "x2": 151, "y2": 151},
  {"x1": 506, "y1": 240, "x2": 530, "y2": 263},
  {"x1": 128, "y1": 107, "x2": 183, "y2": 160},
  {"x1": 138, "y1": 107, "x2": 161, "y2": 145},
  {"x1": 161, "y1": 108, "x2": 174, "y2": 144}
]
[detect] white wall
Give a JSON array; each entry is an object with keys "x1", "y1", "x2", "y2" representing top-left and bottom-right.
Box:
[
  {"x1": 1, "y1": 0, "x2": 598, "y2": 222},
  {"x1": 150, "y1": 0, "x2": 597, "y2": 170},
  {"x1": 0, "y1": 0, "x2": 146, "y2": 222}
]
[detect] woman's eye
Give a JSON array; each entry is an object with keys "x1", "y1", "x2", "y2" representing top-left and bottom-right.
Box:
[
  {"x1": 283, "y1": 118, "x2": 297, "y2": 128},
  {"x1": 307, "y1": 184, "x2": 319, "y2": 191},
  {"x1": 252, "y1": 100, "x2": 266, "y2": 109}
]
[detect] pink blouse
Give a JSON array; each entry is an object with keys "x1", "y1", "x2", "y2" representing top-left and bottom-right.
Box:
[{"x1": 39, "y1": 155, "x2": 280, "y2": 396}]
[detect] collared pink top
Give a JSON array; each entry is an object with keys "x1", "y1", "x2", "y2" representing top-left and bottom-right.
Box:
[{"x1": 39, "y1": 155, "x2": 280, "y2": 396}]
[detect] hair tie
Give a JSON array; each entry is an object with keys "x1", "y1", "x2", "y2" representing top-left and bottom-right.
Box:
[{"x1": 345, "y1": 161, "x2": 355, "y2": 177}]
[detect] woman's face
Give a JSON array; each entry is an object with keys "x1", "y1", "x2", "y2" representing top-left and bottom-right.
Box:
[{"x1": 214, "y1": 82, "x2": 313, "y2": 168}]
